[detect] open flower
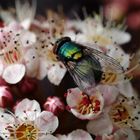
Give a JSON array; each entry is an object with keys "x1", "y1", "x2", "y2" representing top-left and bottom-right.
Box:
[
  {"x1": 65, "y1": 14, "x2": 131, "y2": 46},
  {"x1": 0, "y1": 23, "x2": 38, "y2": 84},
  {"x1": 0, "y1": 98, "x2": 59, "y2": 140},
  {"x1": 66, "y1": 87, "x2": 104, "y2": 120},
  {"x1": 56, "y1": 129, "x2": 93, "y2": 140},
  {"x1": 87, "y1": 94, "x2": 140, "y2": 138}
]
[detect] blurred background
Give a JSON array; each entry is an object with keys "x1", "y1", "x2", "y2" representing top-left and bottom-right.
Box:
[{"x1": 0, "y1": 0, "x2": 102, "y2": 17}]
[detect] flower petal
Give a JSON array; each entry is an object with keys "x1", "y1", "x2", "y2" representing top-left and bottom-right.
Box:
[
  {"x1": 56, "y1": 134, "x2": 67, "y2": 140},
  {"x1": 67, "y1": 129, "x2": 93, "y2": 140},
  {"x1": 35, "y1": 111, "x2": 59, "y2": 134},
  {"x1": 115, "y1": 128, "x2": 136, "y2": 140},
  {"x1": 24, "y1": 48, "x2": 39, "y2": 77},
  {"x1": 15, "y1": 98, "x2": 41, "y2": 121},
  {"x1": 0, "y1": 109, "x2": 15, "y2": 125},
  {"x1": 87, "y1": 113, "x2": 113, "y2": 136},
  {"x1": 40, "y1": 134, "x2": 58, "y2": 140},
  {"x1": 37, "y1": 58, "x2": 48, "y2": 80},
  {"x1": 0, "y1": 109, "x2": 16, "y2": 139},
  {"x1": 0, "y1": 124, "x2": 10, "y2": 140},
  {"x1": 66, "y1": 88, "x2": 83, "y2": 107},
  {"x1": 117, "y1": 82, "x2": 135, "y2": 98},
  {"x1": 0, "y1": 61, "x2": 4, "y2": 76},
  {"x1": 20, "y1": 31, "x2": 36, "y2": 47},
  {"x1": 107, "y1": 29, "x2": 131, "y2": 45},
  {"x1": 3, "y1": 64, "x2": 25, "y2": 84},
  {"x1": 97, "y1": 85, "x2": 119, "y2": 106},
  {"x1": 106, "y1": 45, "x2": 130, "y2": 70},
  {"x1": 47, "y1": 63, "x2": 66, "y2": 85}
]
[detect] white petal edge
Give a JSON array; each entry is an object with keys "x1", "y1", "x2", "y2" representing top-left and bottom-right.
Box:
[
  {"x1": 35, "y1": 111, "x2": 59, "y2": 134},
  {"x1": 67, "y1": 129, "x2": 93, "y2": 140},
  {"x1": 3, "y1": 64, "x2": 25, "y2": 84},
  {"x1": 15, "y1": 98, "x2": 41, "y2": 121},
  {"x1": 47, "y1": 63, "x2": 66, "y2": 85},
  {"x1": 24, "y1": 48, "x2": 39, "y2": 77},
  {"x1": 108, "y1": 29, "x2": 131, "y2": 45},
  {"x1": 40, "y1": 134, "x2": 58, "y2": 140}
]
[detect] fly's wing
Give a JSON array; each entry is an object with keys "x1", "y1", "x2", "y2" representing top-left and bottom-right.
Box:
[
  {"x1": 66, "y1": 57, "x2": 100, "y2": 94},
  {"x1": 83, "y1": 46, "x2": 130, "y2": 84},
  {"x1": 84, "y1": 47, "x2": 124, "y2": 73}
]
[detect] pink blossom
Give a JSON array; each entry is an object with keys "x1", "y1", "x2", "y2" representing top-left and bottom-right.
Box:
[
  {"x1": 43, "y1": 96, "x2": 65, "y2": 115},
  {"x1": 0, "y1": 98, "x2": 59, "y2": 140},
  {"x1": 66, "y1": 88, "x2": 104, "y2": 120}
]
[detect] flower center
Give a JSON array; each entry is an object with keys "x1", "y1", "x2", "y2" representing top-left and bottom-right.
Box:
[
  {"x1": 9, "y1": 123, "x2": 38, "y2": 140},
  {"x1": 77, "y1": 94, "x2": 101, "y2": 115},
  {"x1": 109, "y1": 104, "x2": 131, "y2": 127},
  {"x1": 0, "y1": 46, "x2": 22, "y2": 65}
]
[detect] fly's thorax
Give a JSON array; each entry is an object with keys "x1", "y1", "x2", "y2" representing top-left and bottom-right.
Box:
[{"x1": 55, "y1": 39, "x2": 83, "y2": 62}]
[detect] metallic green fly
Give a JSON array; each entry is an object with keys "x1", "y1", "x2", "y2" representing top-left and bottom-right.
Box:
[{"x1": 54, "y1": 37, "x2": 129, "y2": 94}]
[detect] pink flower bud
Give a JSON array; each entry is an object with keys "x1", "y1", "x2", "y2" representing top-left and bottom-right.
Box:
[
  {"x1": 0, "y1": 86, "x2": 14, "y2": 108},
  {"x1": 43, "y1": 96, "x2": 65, "y2": 115},
  {"x1": 17, "y1": 77, "x2": 38, "y2": 94}
]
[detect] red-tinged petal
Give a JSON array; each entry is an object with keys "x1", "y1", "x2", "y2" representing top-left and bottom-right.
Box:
[{"x1": 43, "y1": 96, "x2": 65, "y2": 116}]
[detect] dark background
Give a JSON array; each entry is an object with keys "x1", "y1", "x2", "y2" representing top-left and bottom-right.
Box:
[{"x1": 0, "y1": 0, "x2": 102, "y2": 17}]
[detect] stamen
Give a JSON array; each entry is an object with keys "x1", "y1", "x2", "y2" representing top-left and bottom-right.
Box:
[{"x1": 124, "y1": 62, "x2": 140, "y2": 75}]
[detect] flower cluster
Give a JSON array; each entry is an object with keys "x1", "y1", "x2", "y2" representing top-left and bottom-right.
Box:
[{"x1": 0, "y1": 0, "x2": 140, "y2": 140}]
